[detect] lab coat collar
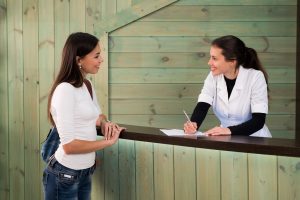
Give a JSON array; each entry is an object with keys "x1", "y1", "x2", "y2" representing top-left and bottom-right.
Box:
[{"x1": 216, "y1": 66, "x2": 246, "y2": 104}]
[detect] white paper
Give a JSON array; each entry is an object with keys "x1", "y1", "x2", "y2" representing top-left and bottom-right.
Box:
[{"x1": 160, "y1": 129, "x2": 205, "y2": 137}]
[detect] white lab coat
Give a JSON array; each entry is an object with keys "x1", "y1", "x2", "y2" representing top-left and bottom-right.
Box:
[{"x1": 198, "y1": 66, "x2": 272, "y2": 137}]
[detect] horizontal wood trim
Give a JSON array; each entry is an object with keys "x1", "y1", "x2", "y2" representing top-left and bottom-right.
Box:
[
  {"x1": 109, "y1": 36, "x2": 297, "y2": 53},
  {"x1": 110, "y1": 22, "x2": 296, "y2": 37},
  {"x1": 141, "y1": 5, "x2": 296, "y2": 22},
  {"x1": 110, "y1": 52, "x2": 296, "y2": 69},
  {"x1": 109, "y1": 68, "x2": 295, "y2": 83},
  {"x1": 110, "y1": 83, "x2": 295, "y2": 99}
]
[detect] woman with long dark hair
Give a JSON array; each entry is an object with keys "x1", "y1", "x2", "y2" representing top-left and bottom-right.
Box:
[
  {"x1": 43, "y1": 32, "x2": 125, "y2": 199},
  {"x1": 184, "y1": 35, "x2": 271, "y2": 137}
]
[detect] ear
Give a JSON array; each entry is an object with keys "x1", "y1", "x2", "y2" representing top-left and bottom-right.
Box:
[{"x1": 230, "y1": 59, "x2": 237, "y2": 67}]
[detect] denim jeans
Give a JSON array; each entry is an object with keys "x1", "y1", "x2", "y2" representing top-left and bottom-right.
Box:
[{"x1": 43, "y1": 156, "x2": 96, "y2": 200}]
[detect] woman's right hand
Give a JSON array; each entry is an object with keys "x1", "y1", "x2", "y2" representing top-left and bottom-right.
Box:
[{"x1": 183, "y1": 121, "x2": 198, "y2": 134}]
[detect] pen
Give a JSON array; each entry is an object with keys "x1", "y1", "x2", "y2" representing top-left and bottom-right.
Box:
[{"x1": 183, "y1": 110, "x2": 191, "y2": 123}]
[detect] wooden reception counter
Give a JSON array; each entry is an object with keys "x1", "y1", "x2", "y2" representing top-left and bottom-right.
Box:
[
  {"x1": 95, "y1": 124, "x2": 300, "y2": 200},
  {"x1": 99, "y1": 124, "x2": 300, "y2": 157}
]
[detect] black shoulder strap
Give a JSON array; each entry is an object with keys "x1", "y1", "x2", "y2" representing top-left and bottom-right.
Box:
[{"x1": 84, "y1": 79, "x2": 93, "y2": 100}]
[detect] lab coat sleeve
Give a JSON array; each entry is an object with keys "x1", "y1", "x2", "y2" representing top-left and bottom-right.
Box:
[
  {"x1": 251, "y1": 71, "x2": 268, "y2": 113},
  {"x1": 198, "y1": 72, "x2": 215, "y2": 105}
]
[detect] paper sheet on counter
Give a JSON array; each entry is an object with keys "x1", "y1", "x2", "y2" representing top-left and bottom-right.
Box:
[{"x1": 160, "y1": 129, "x2": 205, "y2": 137}]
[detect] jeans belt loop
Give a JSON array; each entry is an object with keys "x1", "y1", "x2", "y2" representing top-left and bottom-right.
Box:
[{"x1": 48, "y1": 155, "x2": 57, "y2": 167}]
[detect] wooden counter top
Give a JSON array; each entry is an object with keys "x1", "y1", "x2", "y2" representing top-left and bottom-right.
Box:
[{"x1": 98, "y1": 124, "x2": 300, "y2": 157}]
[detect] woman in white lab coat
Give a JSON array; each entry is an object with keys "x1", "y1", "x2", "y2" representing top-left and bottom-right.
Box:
[{"x1": 184, "y1": 35, "x2": 271, "y2": 137}]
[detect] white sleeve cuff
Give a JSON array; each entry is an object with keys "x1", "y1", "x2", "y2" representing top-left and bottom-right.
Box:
[
  {"x1": 252, "y1": 103, "x2": 268, "y2": 113},
  {"x1": 198, "y1": 93, "x2": 213, "y2": 105}
]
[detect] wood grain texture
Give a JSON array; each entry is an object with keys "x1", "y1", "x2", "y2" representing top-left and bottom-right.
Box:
[
  {"x1": 0, "y1": 0, "x2": 9, "y2": 199},
  {"x1": 7, "y1": 0, "x2": 24, "y2": 199}
]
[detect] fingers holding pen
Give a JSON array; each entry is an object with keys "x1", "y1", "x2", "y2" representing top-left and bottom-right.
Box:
[{"x1": 183, "y1": 121, "x2": 197, "y2": 134}]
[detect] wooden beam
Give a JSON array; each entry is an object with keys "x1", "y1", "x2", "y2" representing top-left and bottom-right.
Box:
[{"x1": 94, "y1": 0, "x2": 178, "y2": 35}]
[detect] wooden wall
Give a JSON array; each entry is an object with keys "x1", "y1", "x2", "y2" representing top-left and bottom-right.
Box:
[
  {"x1": 0, "y1": 0, "x2": 297, "y2": 199},
  {"x1": 109, "y1": 0, "x2": 297, "y2": 139}
]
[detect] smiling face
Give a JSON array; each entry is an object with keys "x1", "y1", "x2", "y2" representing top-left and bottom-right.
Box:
[
  {"x1": 208, "y1": 45, "x2": 237, "y2": 79},
  {"x1": 78, "y1": 43, "x2": 103, "y2": 76}
]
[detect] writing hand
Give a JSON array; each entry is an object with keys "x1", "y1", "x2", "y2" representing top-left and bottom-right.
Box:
[{"x1": 183, "y1": 121, "x2": 197, "y2": 134}]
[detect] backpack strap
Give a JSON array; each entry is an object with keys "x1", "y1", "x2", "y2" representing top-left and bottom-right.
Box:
[{"x1": 84, "y1": 79, "x2": 93, "y2": 100}]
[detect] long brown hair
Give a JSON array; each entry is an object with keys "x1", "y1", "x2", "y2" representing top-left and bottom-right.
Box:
[
  {"x1": 47, "y1": 32, "x2": 99, "y2": 126},
  {"x1": 211, "y1": 35, "x2": 268, "y2": 85}
]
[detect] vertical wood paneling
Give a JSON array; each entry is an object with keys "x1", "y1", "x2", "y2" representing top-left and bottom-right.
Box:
[
  {"x1": 85, "y1": 1, "x2": 105, "y2": 199},
  {"x1": 196, "y1": 148, "x2": 221, "y2": 200},
  {"x1": 54, "y1": 0, "x2": 69, "y2": 74},
  {"x1": 70, "y1": 0, "x2": 85, "y2": 32},
  {"x1": 248, "y1": 154, "x2": 277, "y2": 200},
  {"x1": 104, "y1": 143, "x2": 120, "y2": 200},
  {"x1": 102, "y1": 0, "x2": 116, "y2": 18},
  {"x1": 7, "y1": 0, "x2": 24, "y2": 199},
  {"x1": 154, "y1": 143, "x2": 174, "y2": 200},
  {"x1": 174, "y1": 146, "x2": 196, "y2": 200},
  {"x1": 136, "y1": 141, "x2": 154, "y2": 200},
  {"x1": 38, "y1": 0, "x2": 54, "y2": 199},
  {"x1": 23, "y1": 0, "x2": 39, "y2": 199},
  {"x1": 0, "y1": 0, "x2": 9, "y2": 199},
  {"x1": 278, "y1": 156, "x2": 300, "y2": 200},
  {"x1": 119, "y1": 139, "x2": 136, "y2": 200},
  {"x1": 221, "y1": 151, "x2": 248, "y2": 200}
]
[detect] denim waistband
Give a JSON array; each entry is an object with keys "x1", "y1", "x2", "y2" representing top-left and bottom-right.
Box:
[{"x1": 47, "y1": 155, "x2": 96, "y2": 179}]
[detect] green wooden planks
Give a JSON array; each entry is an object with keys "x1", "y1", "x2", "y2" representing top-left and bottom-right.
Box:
[
  {"x1": 0, "y1": 0, "x2": 9, "y2": 199},
  {"x1": 104, "y1": 144, "x2": 120, "y2": 200},
  {"x1": 142, "y1": 5, "x2": 296, "y2": 22},
  {"x1": 136, "y1": 141, "x2": 154, "y2": 200},
  {"x1": 70, "y1": 0, "x2": 86, "y2": 33},
  {"x1": 110, "y1": 52, "x2": 296, "y2": 69},
  {"x1": 85, "y1": 1, "x2": 106, "y2": 199},
  {"x1": 38, "y1": 0, "x2": 55, "y2": 198},
  {"x1": 196, "y1": 148, "x2": 221, "y2": 200},
  {"x1": 111, "y1": 21, "x2": 296, "y2": 37},
  {"x1": 174, "y1": 146, "x2": 196, "y2": 200},
  {"x1": 110, "y1": 98, "x2": 295, "y2": 115},
  {"x1": 154, "y1": 143, "x2": 174, "y2": 200},
  {"x1": 7, "y1": 0, "x2": 24, "y2": 199},
  {"x1": 109, "y1": 36, "x2": 297, "y2": 53},
  {"x1": 248, "y1": 154, "x2": 277, "y2": 200},
  {"x1": 54, "y1": 0, "x2": 70, "y2": 74},
  {"x1": 119, "y1": 139, "x2": 136, "y2": 200},
  {"x1": 278, "y1": 156, "x2": 300, "y2": 200},
  {"x1": 110, "y1": 83, "x2": 295, "y2": 99},
  {"x1": 109, "y1": 68, "x2": 295, "y2": 84},
  {"x1": 175, "y1": 0, "x2": 297, "y2": 6},
  {"x1": 95, "y1": 0, "x2": 178, "y2": 34},
  {"x1": 221, "y1": 151, "x2": 248, "y2": 200},
  {"x1": 23, "y1": 0, "x2": 40, "y2": 199}
]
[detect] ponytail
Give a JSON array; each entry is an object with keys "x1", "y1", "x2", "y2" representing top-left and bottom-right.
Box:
[{"x1": 244, "y1": 47, "x2": 269, "y2": 85}]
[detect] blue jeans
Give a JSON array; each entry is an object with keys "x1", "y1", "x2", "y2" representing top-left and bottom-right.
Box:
[{"x1": 43, "y1": 156, "x2": 96, "y2": 200}]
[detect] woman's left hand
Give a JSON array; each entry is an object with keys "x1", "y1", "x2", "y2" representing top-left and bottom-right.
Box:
[
  {"x1": 102, "y1": 121, "x2": 125, "y2": 140},
  {"x1": 205, "y1": 126, "x2": 231, "y2": 136}
]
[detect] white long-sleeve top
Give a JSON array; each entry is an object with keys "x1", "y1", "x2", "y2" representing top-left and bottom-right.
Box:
[{"x1": 51, "y1": 81, "x2": 101, "y2": 169}]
